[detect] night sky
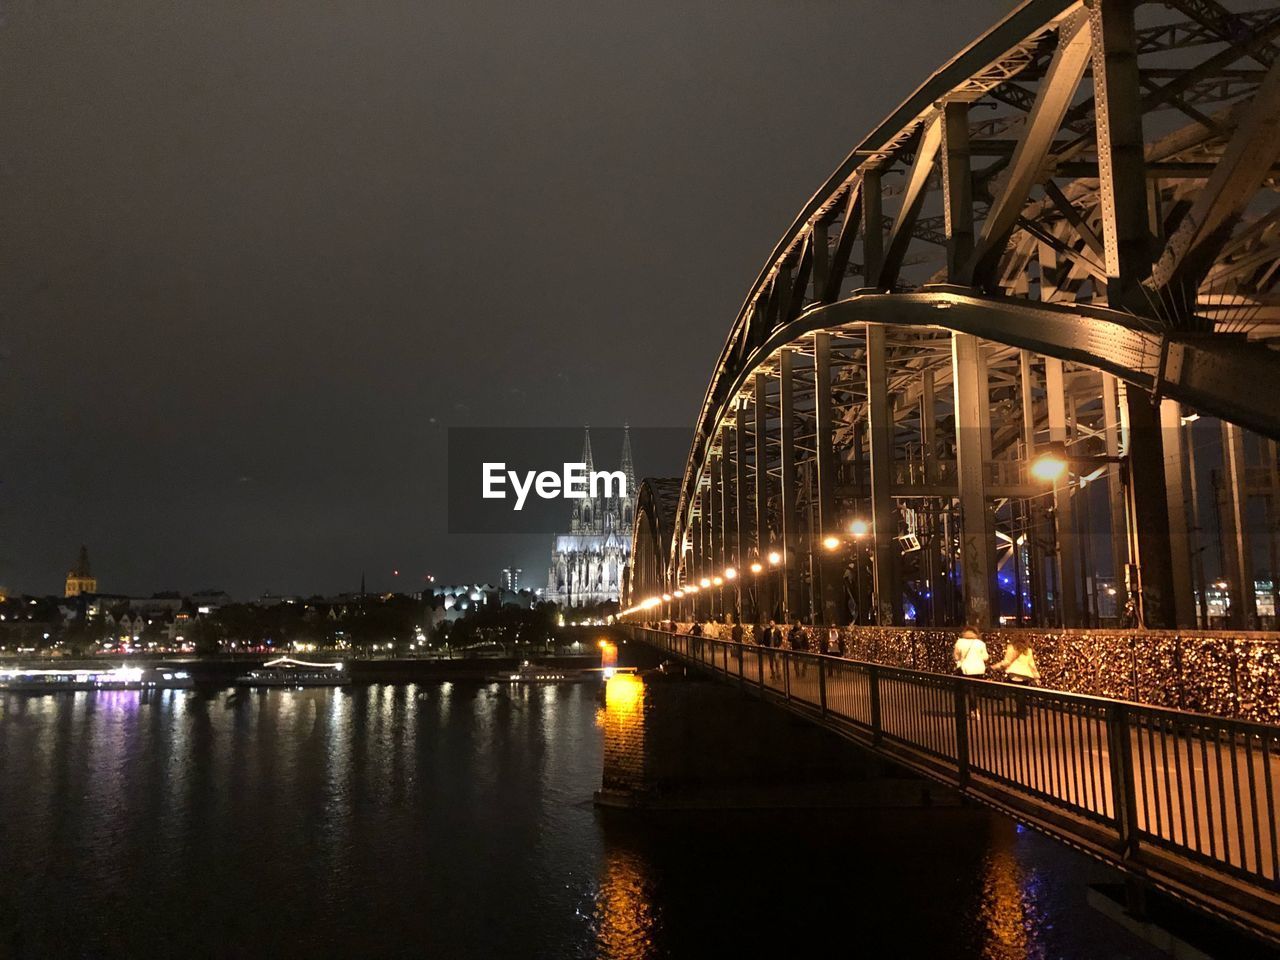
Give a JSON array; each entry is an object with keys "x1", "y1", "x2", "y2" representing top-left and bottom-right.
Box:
[{"x1": 2, "y1": 0, "x2": 1014, "y2": 598}]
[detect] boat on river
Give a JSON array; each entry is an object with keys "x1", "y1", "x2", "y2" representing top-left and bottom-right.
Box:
[
  {"x1": 236, "y1": 656, "x2": 351, "y2": 687},
  {"x1": 0, "y1": 665, "x2": 195, "y2": 692},
  {"x1": 488, "y1": 661, "x2": 625, "y2": 684}
]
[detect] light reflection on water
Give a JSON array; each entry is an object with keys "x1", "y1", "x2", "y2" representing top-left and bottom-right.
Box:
[
  {"x1": 592, "y1": 844, "x2": 658, "y2": 960},
  {"x1": 0, "y1": 685, "x2": 1160, "y2": 959}
]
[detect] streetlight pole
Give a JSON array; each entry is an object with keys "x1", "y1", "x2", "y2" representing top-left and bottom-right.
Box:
[{"x1": 1030, "y1": 442, "x2": 1132, "y2": 626}]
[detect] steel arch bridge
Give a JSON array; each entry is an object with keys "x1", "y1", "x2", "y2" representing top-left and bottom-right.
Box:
[{"x1": 627, "y1": 0, "x2": 1280, "y2": 634}]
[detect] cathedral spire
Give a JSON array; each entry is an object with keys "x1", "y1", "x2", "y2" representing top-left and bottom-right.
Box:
[
  {"x1": 620, "y1": 423, "x2": 635, "y2": 494},
  {"x1": 580, "y1": 425, "x2": 595, "y2": 474}
]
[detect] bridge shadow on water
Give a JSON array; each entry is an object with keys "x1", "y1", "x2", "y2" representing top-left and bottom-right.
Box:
[{"x1": 586, "y1": 806, "x2": 1180, "y2": 960}]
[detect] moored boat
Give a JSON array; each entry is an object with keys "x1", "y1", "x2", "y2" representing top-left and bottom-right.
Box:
[
  {"x1": 236, "y1": 656, "x2": 351, "y2": 687},
  {"x1": 0, "y1": 665, "x2": 194, "y2": 692},
  {"x1": 488, "y1": 660, "x2": 601, "y2": 683}
]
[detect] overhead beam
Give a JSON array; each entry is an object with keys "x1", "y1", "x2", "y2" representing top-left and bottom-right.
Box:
[
  {"x1": 878, "y1": 115, "x2": 943, "y2": 289},
  {"x1": 753, "y1": 372, "x2": 773, "y2": 621},
  {"x1": 941, "y1": 100, "x2": 974, "y2": 281},
  {"x1": 953, "y1": 332, "x2": 994, "y2": 627},
  {"x1": 1150, "y1": 56, "x2": 1280, "y2": 306},
  {"x1": 866, "y1": 324, "x2": 901, "y2": 624},
  {"x1": 814, "y1": 333, "x2": 843, "y2": 624},
  {"x1": 965, "y1": 11, "x2": 1092, "y2": 290},
  {"x1": 779, "y1": 349, "x2": 800, "y2": 620}
]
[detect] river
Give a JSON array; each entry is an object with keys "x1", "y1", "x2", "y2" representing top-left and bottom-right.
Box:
[{"x1": 0, "y1": 683, "x2": 1167, "y2": 958}]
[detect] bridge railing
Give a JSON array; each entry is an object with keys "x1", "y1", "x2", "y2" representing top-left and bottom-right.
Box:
[
  {"x1": 630, "y1": 627, "x2": 1280, "y2": 938},
  {"x1": 667, "y1": 623, "x2": 1280, "y2": 724}
]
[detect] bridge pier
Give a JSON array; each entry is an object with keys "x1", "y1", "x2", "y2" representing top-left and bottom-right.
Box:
[{"x1": 597, "y1": 670, "x2": 952, "y2": 811}]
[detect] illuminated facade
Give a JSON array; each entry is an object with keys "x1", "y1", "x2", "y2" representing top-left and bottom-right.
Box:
[
  {"x1": 64, "y1": 545, "x2": 97, "y2": 598},
  {"x1": 546, "y1": 427, "x2": 635, "y2": 608}
]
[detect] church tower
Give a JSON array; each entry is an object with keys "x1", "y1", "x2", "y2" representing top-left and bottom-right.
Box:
[
  {"x1": 65, "y1": 545, "x2": 98, "y2": 598},
  {"x1": 569, "y1": 426, "x2": 598, "y2": 534},
  {"x1": 547, "y1": 425, "x2": 634, "y2": 609}
]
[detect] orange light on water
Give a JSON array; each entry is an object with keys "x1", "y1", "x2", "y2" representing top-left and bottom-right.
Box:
[{"x1": 605, "y1": 673, "x2": 643, "y2": 714}]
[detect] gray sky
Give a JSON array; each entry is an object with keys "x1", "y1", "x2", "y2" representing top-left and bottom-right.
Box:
[{"x1": 1, "y1": 0, "x2": 1014, "y2": 598}]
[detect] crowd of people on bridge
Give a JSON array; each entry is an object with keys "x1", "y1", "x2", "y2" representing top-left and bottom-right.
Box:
[{"x1": 648, "y1": 615, "x2": 1041, "y2": 695}]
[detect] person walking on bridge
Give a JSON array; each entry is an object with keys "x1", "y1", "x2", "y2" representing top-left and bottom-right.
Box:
[
  {"x1": 953, "y1": 627, "x2": 989, "y2": 715},
  {"x1": 763, "y1": 619, "x2": 780, "y2": 680},
  {"x1": 788, "y1": 621, "x2": 807, "y2": 679},
  {"x1": 824, "y1": 626, "x2": 843, "y2": 658},
  {"x1": 994, "y1": 636, "x2": 1039, "y2": 718}
]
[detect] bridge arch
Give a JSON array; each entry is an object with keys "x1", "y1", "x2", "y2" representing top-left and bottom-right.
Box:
[
  {"x1": 625, "y1": 478, "x2": 682, "y2": 610},
  {"x1": 635, "y1": 0, "x2": 1280, "y2": 633}
]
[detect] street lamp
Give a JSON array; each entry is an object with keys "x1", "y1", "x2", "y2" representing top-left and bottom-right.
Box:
[
  {"x1": 848, "y1": 518, "x2": 870, "y2": 623},
  {"x1": 750, "y1": 561, "x2": 763, "y2": 574},
  {"x1": 768, "y1": 551, "x2": 782, "y2": 566},
  {"x1": 822, "y1": 535, "x2": 842, "y2": 551},
  {"x1": 1029, "y1": 440, "x2": 1127, "y2": 626},
  {"x1": 1030, "y1": 443, "x2": 1069, "y2": 483}
]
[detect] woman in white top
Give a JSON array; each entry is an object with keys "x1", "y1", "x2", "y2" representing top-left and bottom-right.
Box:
[
  {"x1": 994, "y1": 636, "x2": 1039, "y2": 718},
  {"x1": 952, "y1": 628, "x2": 988, "y2": 716},
  {"x1": 952, "y1": 629, "x2": 989, "y2": 676},
  {"x1": 993, "y1": 637, "x2": 1040, "y2": 683}
]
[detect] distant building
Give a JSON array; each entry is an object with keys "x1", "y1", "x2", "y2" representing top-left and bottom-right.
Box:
[
  {"x1": 546, "y1": 426, "x2": 634, "y2": 608},
  {"x1": 501, "y1": 567, "x2": 521, "y2": 591},
  {"x1": 64, "y1": 545, "x2": 98, "y2": 598}
]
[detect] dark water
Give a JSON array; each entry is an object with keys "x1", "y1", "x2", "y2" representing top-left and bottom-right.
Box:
[{"x1": 0, "y1": 684, "x2": 1165, "y2": 959}]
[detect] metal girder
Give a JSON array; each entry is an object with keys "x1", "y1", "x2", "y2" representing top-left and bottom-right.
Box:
[
  {"x1": 880, "y1": 115, "x2": 944, "y2": 289},
  {"x1": 1042, "y1": 179, "x2": 1105, "y2": 259},
  {"x1": 1222, "y1": 420, "x2": 1259, "y2": 627},
  {"x1": 779, "y1": 349, "x2": 799, "y2": 619},
  {"x1": 1140, "y1": 21, "x2": 1280, "y2": 115},
  {"x1": 1160, "y1": 400, "x2": 1197, "y2": 627},
  {"x1": 813, "y1": 332, "x2": 843, "y2": 623},
  {"x1": 1136, "y1": 7, "x2": 1280, "y2": 55},
  {"x1": 863, "y1": 168, "x2": 884, "y2": 285},
  {"x1": 1091, "y1": 0, "x2": 1154, "y2": 313},
  {"x1": 965, "y1": 11, "x2": 1091, "y2": 289},
  {"x1": 1102, "y1": 374, "x2": 1130, "y2": 618},
  {"x1": 753, "y1": 373, "x2": 773, "y2": 620},
  {"x1": 786, "y1": 238, "x2": 814, "y2": 322},
  {"x1": 788, "y1": 293, "x2": 1280, "y2": 438},
  {"x1": 709, "y1": 451, "x2": 722, "y2": 614},
  {"x1": 941, "y1": 101, "x2": 974, "y2": 281},
  {"x1": 880, "y1": 213, "x2": 949, "y2": 247},
  {"x1": 1044, "y1": 357, "x2": 1081, "y2": 626},
  {"x1": 866, "y1": 324, "x2": 902, "y2": 624},
  {"x1": 1150, "y1": 56, "x2": 1280, "y2": 303},
  {"x1": 953, "y1": 332, "x2": 994, "y2": 626},
  {"x1": 734, "y1": 403, "x2": 750, "y2": 613},
  {"x1": 1164, "y1": 0, "x2": 1278, "y2": 68},
  {"x1": 821, "y1": 187, "x2": 862, "y2": 303},
  {"x1": 672, "y1": 0, "x2": 1280, "y2": 579}
]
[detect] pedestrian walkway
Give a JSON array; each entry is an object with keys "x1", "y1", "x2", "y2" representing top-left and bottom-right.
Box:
[{"x1": 633, "y1": 627, "x2": 1280, "y2": 946}]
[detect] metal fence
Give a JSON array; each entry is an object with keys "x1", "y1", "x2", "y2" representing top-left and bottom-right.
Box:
[
  {"x1": 666, "y1": 623, "x2": 1280, "y2": 724},
  {"x1": 629, "y1": 626, "x2": 1280, "y2": 942}
]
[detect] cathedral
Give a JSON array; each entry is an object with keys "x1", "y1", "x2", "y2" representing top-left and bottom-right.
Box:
[{"x1": 546, "y1": 426, "x2": 635, "y2": 608}]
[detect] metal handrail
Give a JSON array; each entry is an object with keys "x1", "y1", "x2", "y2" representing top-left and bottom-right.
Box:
[{"x1": 626, "y1": 626, "x2": 1280, "y2": 944}]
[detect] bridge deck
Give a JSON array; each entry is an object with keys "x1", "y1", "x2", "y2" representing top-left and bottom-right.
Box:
[{"x1": 630, "y1": 628, "x2": 1280, "y2": 945}]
